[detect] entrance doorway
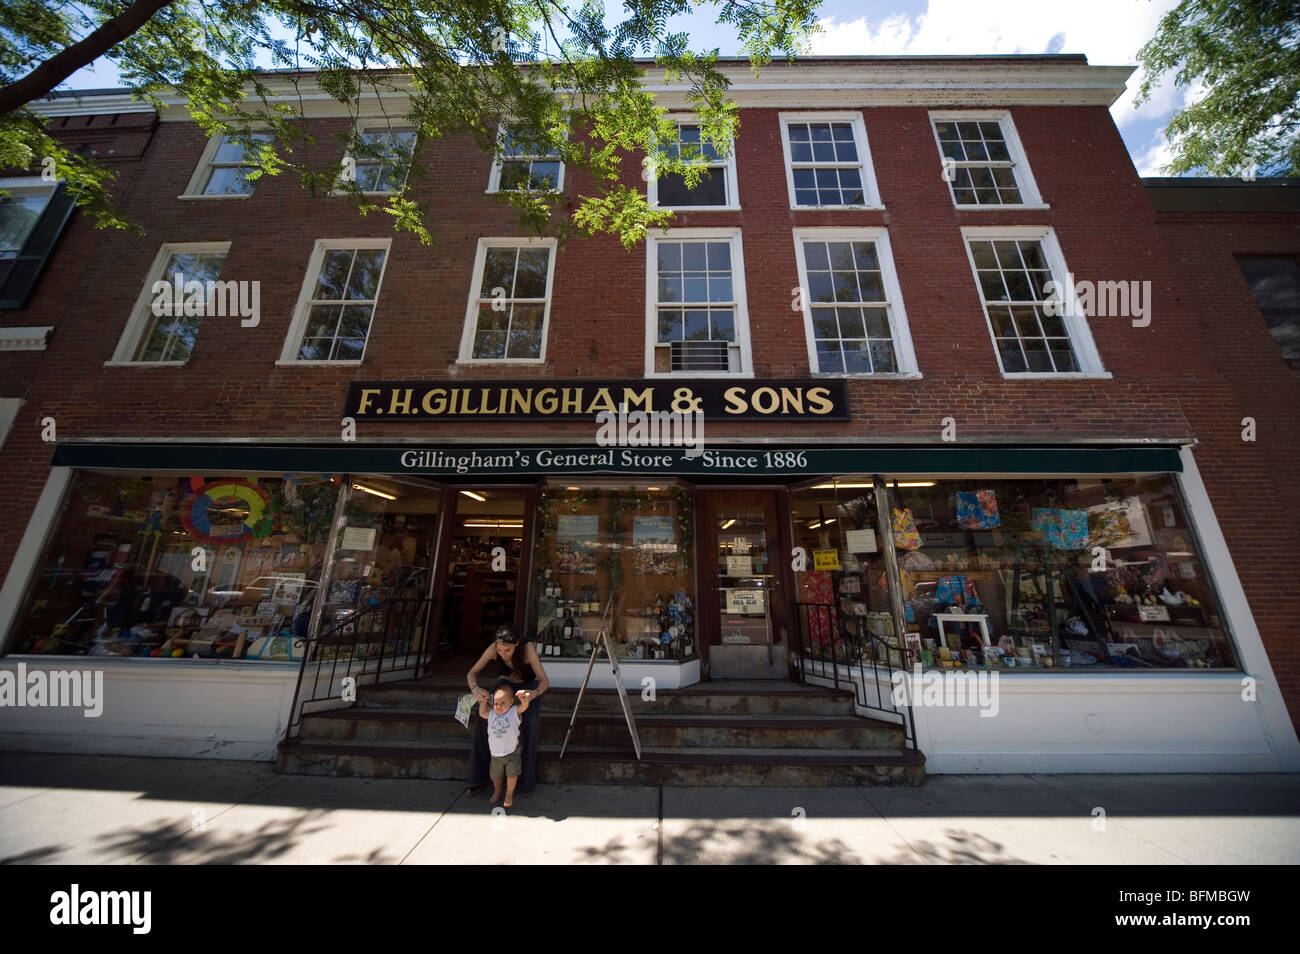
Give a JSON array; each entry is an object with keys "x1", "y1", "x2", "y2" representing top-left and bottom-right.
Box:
[{"x1": 697, "y1": 489, "x2": 793, "y2": 679}]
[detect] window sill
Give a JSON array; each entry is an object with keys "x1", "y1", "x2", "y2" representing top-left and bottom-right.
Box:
[
  {"x1": 812, "y1": 371, "x2": 922, "y2": 380},
  {"x1": 274, "y1": 359, "x2": 364, "y2": 367},
  {"x1": 103, "y1": 360, "x2": 188, "y2": 368},
  {"x1": 655, "y1": 205, "x2": 742, "y2": 212},
  {"x1": 999, "y1": 371, "x2": 1112, "y2": 380},
  {"x1": 643, "y1": 370, "x2": 754, "y2": 380},
  {"x1": 455, "y1": 358, "x2": 547, "y2": 365},
  {"x1": 177, "y1": 193, "x2": 254, "y2": 201},
  {"x1": 792, "y1": 204, "x2": 885, "y2": 212},
  {"x1": 485, "y1": 188, "x2": 564, "y2": 196},
  {"x1": 954, "y1": 203, "x2": 1050, "y2": 211}
]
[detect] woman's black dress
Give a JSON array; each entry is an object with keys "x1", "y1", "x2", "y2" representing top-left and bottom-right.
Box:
[{"x1": 466, "y1": 652, "x2": 541, "y2": 794}]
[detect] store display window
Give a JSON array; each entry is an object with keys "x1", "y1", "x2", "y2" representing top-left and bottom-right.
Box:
[
  {"x1": 791, "y1": 475, "x2": 1240, "y2": 673},
  {"x1": 528, "y1": 481, "x2": 695, "y2": 660},
  {"x1": 5, "y1": 471, "x2": 343, "y2": 661}
]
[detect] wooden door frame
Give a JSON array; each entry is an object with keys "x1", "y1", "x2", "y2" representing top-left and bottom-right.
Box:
[{"x1": 695, "y1": 488, "x2": 794, "y2": 671}]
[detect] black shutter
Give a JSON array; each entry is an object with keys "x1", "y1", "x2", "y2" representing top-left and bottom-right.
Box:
[{"x1": 0, "y1": 183, "x2": 78, "y2": 310}]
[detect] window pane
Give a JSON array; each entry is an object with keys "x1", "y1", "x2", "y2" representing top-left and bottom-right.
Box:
[
  {"x1": 473, "y1": 330, "x2": 507, "y2": 358},
  {"x1": 869, "y1": 340, "x2": 897, "y2": 372},
  {"x1": 658, "y1": 310, "x2": 682, "y2": 342},
  {"x1": 684, "y1": 309, "x2": 710, "y2": 340},
  {"x1": 305, "y1": 304, "x2": 341, "y2": 339},
  {"x1": 338, "y1": 304, "x2": 373, "y2": 338},
  {"x1": 314, "y1": 250, "x2": 353, "y2": 300},
  {"x1": 710, "y1": 309, "x2": 735, "y2": 342},
  {"x1": 816, "y1": 341, "x2": 843, "y2": 372},
  {"x1": 514, "y1": 248, "x2": 550, "y2": 298},
  {"x1": 481, "y1": 248, "x2": 516, "y2": 297},
  {"x1": 803, "y1": 241, "x2": 829, "y2": 270},
  {"x1": 345, "y1": 249, "x2": 385, "y2": 300},
  {"x1": 203, "y1": 167, "x2": 252, "y2": 196}
]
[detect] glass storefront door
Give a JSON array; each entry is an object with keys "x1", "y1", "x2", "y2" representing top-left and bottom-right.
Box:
[{"x1": 699, "y1": 490, "x2": 792, "y2": 677}]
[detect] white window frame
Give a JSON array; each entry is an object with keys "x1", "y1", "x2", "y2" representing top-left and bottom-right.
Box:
[
  {"x1": 277, "y1": 238, "x2": 392, "y2": 366},
  {"x1": 337, "y1": 119, "x2": 418, "y2": 196},
  {"x1": 930, "y1": 110, "x2": 1046, "y2": 209},
  {"x1": 0, "y1": 177, "x2": 57, "y2": 258},
  {"x1": 457, "y1": 236, "x2": 558, "y2": 364},
  {"x1": 106, "y1": 241, "x2": 232, "y2": 366},
  {"x1": 778, "y1": 111, "x2": 882, "y2": 211},
  {"x1": 791, "y1": 227, "x2": 920, "y2": 378},
  {"x1": 180, "y1": 131, "x2": 271, "y2": 199},
  {"x1": 486, "y1": 122, "x2": 566, "y2": 194},
  {"x1": 647, "y1": 114, "x2": 740, "y2": 212},
  {"x1": 644, "y1": 227, "x2": 753, "y2": 379},
  {"x1": 960, "y1": 226, "x2": 1108, "y2": 378},
  {"x1": 0, "y1": 397, "x2": 23, "y2": 452}
]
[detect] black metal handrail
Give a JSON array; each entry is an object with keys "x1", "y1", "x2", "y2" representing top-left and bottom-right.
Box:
[
  {"x1": 791, "y1": 602, "x2": 917, "y2": 751},
  {"x1": 283, "y1": 595, "x2": 436, "y2": 741}
]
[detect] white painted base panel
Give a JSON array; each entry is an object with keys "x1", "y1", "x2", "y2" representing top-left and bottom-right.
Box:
[
  {"x1": 0, "y1": 658, "x2": 299, "y2": 761},
  {"x1": 804, "y1": 664, "x2": 1298, "y2": 774},
  {"x1": 539, "y1": 658, "x2": 700, "y2": 690}
]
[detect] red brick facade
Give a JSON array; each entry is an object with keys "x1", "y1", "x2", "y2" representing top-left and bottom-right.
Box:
[{"x1": 2, "y1": 59, "x2": 1297, "y2": 728}]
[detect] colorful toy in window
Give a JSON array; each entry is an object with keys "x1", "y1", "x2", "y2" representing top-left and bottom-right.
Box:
[
  {"x1": 891, "y1": 508, "x2": 922, "y2": 550},
  {"x1": 956, "y1": 490, "x2": 1000, "y2": 529},
  {"x1": 1032, "y1": 508, "x2": 1088, "y2": 550},
  {"x1": 181, "y1": 479, "x2": 272, "y2": 545}
]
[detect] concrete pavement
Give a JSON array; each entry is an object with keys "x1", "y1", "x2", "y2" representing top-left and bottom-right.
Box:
[{"x1": 1, "y1": 751, "x2": 1297, "y2": 864}]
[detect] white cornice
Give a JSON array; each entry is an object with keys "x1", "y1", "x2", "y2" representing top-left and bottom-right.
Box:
[
  {"x1": 32, "y1": 57, "x2": 1134, "y2": 120},
  {"x1": 0, "y1": 327, "x2": 53, "y2": 351},
  {"x1": 28, "y1": 92, "x2": 157, "y2": 118}
]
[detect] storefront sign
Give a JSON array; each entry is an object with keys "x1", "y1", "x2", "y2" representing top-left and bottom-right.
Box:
[
  {"x1": 813, "y1": 549, "x2": 841, "y2": 571},
  {"x1": 343, "y1": 379, "x2": 850, "y2": 422},
  {"x1": 726, "y1": 555, "x2": 753, "y2": 577},
  {"x1": 845, "y1": 529, "x2": 877, "y2": 553},
  {"x1": 725, "y1": 589, "x2": 765, "y2": 614},
  {"x1": 51, "y1": 442, "x2": 1187, "y2": 477}
]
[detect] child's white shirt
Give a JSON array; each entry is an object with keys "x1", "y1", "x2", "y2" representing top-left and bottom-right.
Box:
[{"x1": 487, "y1": 704, "x2": 521, "y2": 756}]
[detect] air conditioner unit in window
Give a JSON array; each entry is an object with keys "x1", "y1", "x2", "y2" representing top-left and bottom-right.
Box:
[{"x1": 670, "y1": 340, "x2": 730, "y2": 371}]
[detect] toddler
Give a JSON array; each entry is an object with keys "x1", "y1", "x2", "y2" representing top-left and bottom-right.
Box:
[{"x1": 480, "y1": 683, "x2": 531, "y2": 807}]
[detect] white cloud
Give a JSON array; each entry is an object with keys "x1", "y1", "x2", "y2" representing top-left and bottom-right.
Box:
[
  {"x1": 810, "y1": 0, "x2": 1189, "y2": 131},
  {"x1": 1133, "y1": 134, "x2": 1175, "y2": 177}
]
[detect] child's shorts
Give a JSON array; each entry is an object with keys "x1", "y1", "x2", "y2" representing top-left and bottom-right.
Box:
[{"x1": 489, "y1": 744, "x2": 522, "y2": 782}]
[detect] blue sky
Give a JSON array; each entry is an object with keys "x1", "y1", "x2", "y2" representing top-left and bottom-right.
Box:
[{"x1": 62, "y1": 0, "x2": 1186, "y2": 175}]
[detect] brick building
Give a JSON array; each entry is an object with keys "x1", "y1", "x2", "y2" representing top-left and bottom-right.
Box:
[{"x1": 0, "y1": 55, "x2": 1296, "y2": 776}]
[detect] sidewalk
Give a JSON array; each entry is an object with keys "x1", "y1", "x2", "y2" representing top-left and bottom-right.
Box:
[{"x1": 1, "y1": 751, "x2": 1297, "y2": 864}]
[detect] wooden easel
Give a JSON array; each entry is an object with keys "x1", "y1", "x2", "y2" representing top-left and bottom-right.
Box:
[{"x1": 559, "y1": 593, "x2": 642, "y2": 760}]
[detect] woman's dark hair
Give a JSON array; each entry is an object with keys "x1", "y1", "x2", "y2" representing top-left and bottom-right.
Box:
[{"x1": 494, "y1": 625, "x2": 531, "y2": 681}]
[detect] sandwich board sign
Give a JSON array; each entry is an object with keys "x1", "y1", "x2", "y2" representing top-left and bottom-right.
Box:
[{"x1": 559, "y1": 599, "x2": 641, "y2": 760}]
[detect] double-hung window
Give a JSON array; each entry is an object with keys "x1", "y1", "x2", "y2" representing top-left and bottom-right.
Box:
[
  {"x1": 646, "y1": 229, "x2": 751, "y2": 376},
  {"x1": 184, "y1": 132, "x2": 273, "y2": 197},
  {"x1": 779, "y1": 112, "x2": 881, "y2": 209},
  {"x1": 459, "y1": 238, "x2": 556, "y2": 362},
  {"x1": 649, "y1": 118, "x2": 738, "y2": 210},
  {"x1": 280, "y1": 240, "x2": 390, "y2": 364},
  {"x1": 0, "y1": 176, "x2": 76, "y2": 309},
  {"x1": 931, "y1": 112, "x2": 1043, "y2": 207},
  {"x1": 792, "y1": 228, "x2": 918, "y2": 376},
  {"x1": 488, "y1": 125, "x2": 564, "y2": 193},
  {"x1": 109, "y1": 242, "x2": 231, "y2": 365},
  {"x1": 345, "y1": 122, "x2": 417, "y2": 194},
  {"x1": 962, "y1": 227, "x2": 1104, "y2": 376}
]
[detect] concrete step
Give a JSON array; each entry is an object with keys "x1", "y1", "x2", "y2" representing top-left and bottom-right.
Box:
[
  {"x1": 276, "y1": 738, "x2": 926, "y2": 787},
  {"x1": 358, "y1": 681, "x2": 861, "y2": 718},
  {"x1": 298, "y1": 708, "x2": 906, "y2": 750}
]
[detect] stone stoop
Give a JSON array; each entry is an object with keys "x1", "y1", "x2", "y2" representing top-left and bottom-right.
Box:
[{"x1": 276, "y1": 677, "x2": 926, "y2": 786}]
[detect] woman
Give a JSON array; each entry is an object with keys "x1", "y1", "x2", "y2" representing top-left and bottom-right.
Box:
[{"x1": 464, "y1": 624, "x2": 549, "y2": 797}]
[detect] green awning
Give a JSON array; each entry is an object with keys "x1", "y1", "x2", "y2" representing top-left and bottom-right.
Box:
[{"x1": 50, "y1": 442, "x2": 1184, "y2": 477}]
